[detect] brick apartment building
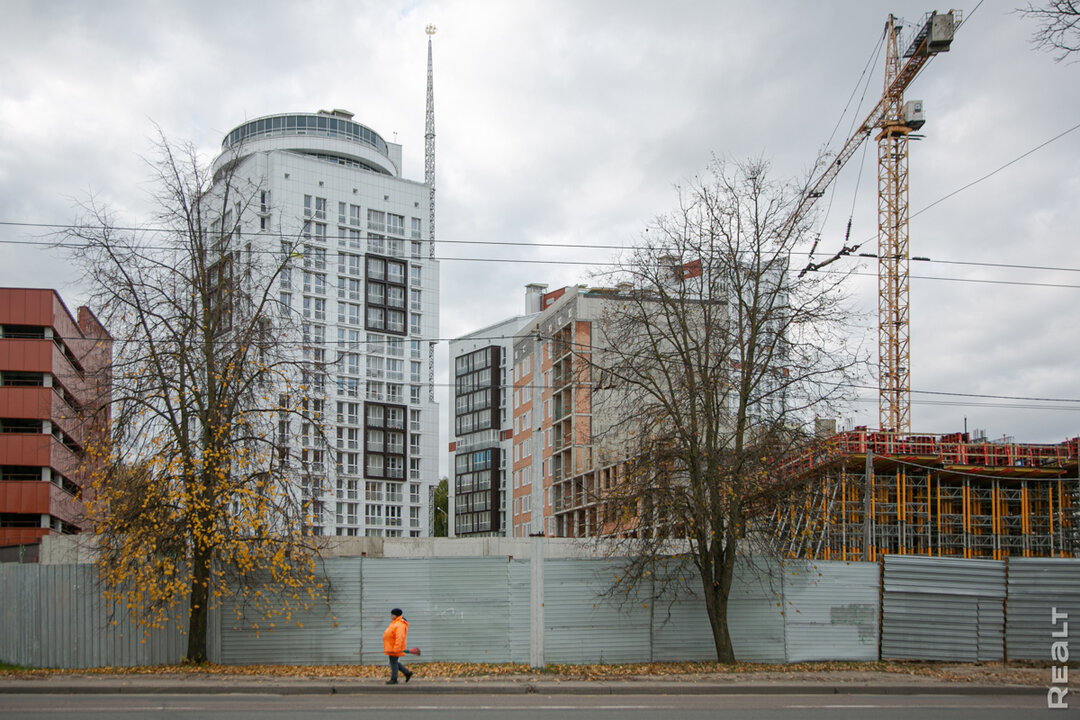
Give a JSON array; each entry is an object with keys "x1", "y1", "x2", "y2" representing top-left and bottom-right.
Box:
[
  {"x1": 0, "y1": 289, "x2": 111, "y2": 561},
  {"x1": 509, "y1": 285, "x2": 612, "y2": 538}
]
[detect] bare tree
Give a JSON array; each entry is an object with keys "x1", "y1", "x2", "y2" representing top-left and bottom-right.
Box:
[
  {"x1": 68, "y1": 130, "x2": 330, "y2": 662},
  {"x1": 588, "y1": 158, "x2": 865, "y2": 662},
  {"x1": 1018, "y1": 0, "x2": 1080, "y2": 61}
]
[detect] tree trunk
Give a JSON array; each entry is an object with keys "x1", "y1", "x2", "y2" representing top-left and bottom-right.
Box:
[
  {"x1": 186, "y1": 549, "x2": 210, "y2": 662},
  {"x1": 702, "y1": 570, "x2": 736, "y2": 663}
]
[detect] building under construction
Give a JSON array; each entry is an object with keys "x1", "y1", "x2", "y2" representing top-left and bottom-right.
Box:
[{"x1": 771, "y1": 429, "x2": 1079, "y2": 561}]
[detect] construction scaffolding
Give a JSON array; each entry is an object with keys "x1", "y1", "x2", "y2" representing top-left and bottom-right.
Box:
[{"x1": 770, "y1": 429, "x2": 1080, "y2": 560}]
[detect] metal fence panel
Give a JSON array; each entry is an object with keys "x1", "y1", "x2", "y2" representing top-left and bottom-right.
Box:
[
  {"x1": 218, "y1": 558, "x2": 362, "y2": 665},
  {"x1": 884, "y1": 555, "x2": 1006, "y2": 597},
  {"x1": 0, "y1": 563, "x2": 37, "y2": 667},
  {"x1": 650, "y1": 591, "x2": 716, "y2": 662},
  {"x1": 508, "y1": 560, "x2": 531, "y2": 664},
  {"x1": 0, "y1": 563, "x2": 186, "y2": 668},
  {"x1": 882, "y1": 555, "x2": 1005, "y2": 661},
  {"x1": 725, "y1": 557, "x2": 786, "y2": 663},
  {"x1": 783, "y1": 560, "x2": 879, "y2": 662},
  {"x1": 362, "y1": 557, "x2": 514, "y2": 664},
  {"x1": 1006, "y1": 558, "x2": 1080, "y2": 660},
  {"x1": 543, "y1": 558, "x2": 652, "y2": 664}
]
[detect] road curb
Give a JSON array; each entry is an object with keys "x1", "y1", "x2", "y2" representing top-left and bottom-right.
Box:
[{"x1": 0, "y1": 681, "x2": 1043, "y2": 696}]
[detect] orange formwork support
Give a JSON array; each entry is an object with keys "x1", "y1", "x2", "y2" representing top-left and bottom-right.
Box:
[{"x1": 768, "y1": 431, "x2": 1079, "y2": 561}]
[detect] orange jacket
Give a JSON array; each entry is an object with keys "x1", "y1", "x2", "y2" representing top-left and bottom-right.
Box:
[{"x1": 382, "y1": 615, "x2": 408, "y2": 657}]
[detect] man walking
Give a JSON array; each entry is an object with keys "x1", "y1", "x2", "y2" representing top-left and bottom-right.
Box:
[{"x1": 382, "y1": 608, "x2": 413, "y2": 684}]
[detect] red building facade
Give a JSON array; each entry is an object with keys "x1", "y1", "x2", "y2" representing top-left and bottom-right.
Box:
[{"x1": 0, "y1": 289, "x2": 111, "y2": 560}]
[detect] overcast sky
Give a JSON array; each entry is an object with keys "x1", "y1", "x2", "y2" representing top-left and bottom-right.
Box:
[{"x1": 2, "y1": 0, "x2": 1078, "y2": 470}]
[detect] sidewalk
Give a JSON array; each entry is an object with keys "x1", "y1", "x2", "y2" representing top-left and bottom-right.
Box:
[{"x1": 0, "y1": 666, "x2": 1047, "y2": 696}]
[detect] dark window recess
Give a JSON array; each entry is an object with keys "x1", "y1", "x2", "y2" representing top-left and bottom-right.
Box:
[
  {"x1": 50, "y1": 426, "x2": 81, "y2": 453},
  {"x1": 454, "y1": 345, "x2": 501, "y2": 436},
  {"x1": 53, "y1": 382, "x2": 80, "y2": 412},
  {"x1": 0, "y1": 419, "x2": 43, "y2": 434},
  {"x1": 2, "y1": 372, "x2": 44, "y2": 386},
  {"x1": 364, "y1": 401, "x2": 408, "y2": 480},
  {"x1": 0, "y1": 513, "x2": 40, "y2": 528},
  {"x1": 453, "y1": 447, "x2": 501, "y2": 535},
  {"x1": 1, "y1": 325, "x2": 46, "y2": 339},
  {"x1": 365, "y1": 255, "x2": 408, "y2": 336},
  {"x1": 50, "y1": 516, "x2": 78, "y2": 534},
  {"x1": 0, "y1": 466, "x2": 41, "y2": 481}
]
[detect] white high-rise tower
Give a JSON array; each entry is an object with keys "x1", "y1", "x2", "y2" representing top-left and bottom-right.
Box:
[{"x1": 210, "y1": 107, "x2": 440, "y2": 537}]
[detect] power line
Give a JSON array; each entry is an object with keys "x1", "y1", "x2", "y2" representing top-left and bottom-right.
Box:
[
  {"x1": 3, "y1": 229, "x2": 1080, "y2": 279},
  {"x1": 4, "y1": 115, "x2": 1080, "y2": 274},
  {"x1": 817, "y1": 266, "x2": 1080, "y2": 290},
  {"x1": 910, "y1": 120, "x2": 1080, "y2": 222},
  {"x1": 36, "y1": 325, "x2": 1080, "y2": 408},
  {"x1": 852, "y1": 397, "x2": 1080, "y2": 412},
  {"x1": 802, "y1": 120, "x2": 1080, "y2": 273}
]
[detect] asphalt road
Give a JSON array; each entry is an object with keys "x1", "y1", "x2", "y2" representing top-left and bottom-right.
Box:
[{"x1": 0, "y1": 692, "x2": 1048, "y2": 719}]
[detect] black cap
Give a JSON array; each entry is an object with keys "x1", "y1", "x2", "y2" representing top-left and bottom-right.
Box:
[{"x1": 391, "y1": 608, "x2": 403, "y2": 616}]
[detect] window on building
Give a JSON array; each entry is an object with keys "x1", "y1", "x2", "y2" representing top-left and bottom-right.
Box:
[
  {"x1": 339, "y1": 253, "x2": 362, "y2": 277},
  {"x1": 366, "y1": 454, "x2": 384, "y2": 477},
  {"x1": 387, "y1": 214, "x2": 404, "y2": 236},
  {"x1": 365, "y1": 502, "x2": 383, "y2": 525},
  {"x1": 367, "y1": 209, "x2": 385, "y2": 232},
  {"x1": 338, "y1": 302, "x2": 361, "y2": 326},
  {"x1": 386, "y1": 456, "x2": 404, "y2": 479},
  {"x1": 387, "y1": 383, "x2": 404, "y2": 403},
  {"x1": 338, "y1": 277, "x2": 361, "y2": 301}
]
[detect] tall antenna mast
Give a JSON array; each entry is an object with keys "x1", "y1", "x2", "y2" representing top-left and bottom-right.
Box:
[
  {"x1": 425, "y1": 24, "x2": 437, "y2": 403},
  {"x1": 425, "y1": 24, "x2": 437, "y2": 260}
]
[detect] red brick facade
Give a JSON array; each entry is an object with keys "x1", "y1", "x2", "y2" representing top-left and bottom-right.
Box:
[{"x1": 0, "y1": 289, "x2": 111, "y2": 552}]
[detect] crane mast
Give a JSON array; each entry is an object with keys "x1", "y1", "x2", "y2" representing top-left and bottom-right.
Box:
[
  {"x1": 876, "y1": 14, "x2": 911, "y2": 433},
  {"x1": 791, "y1": 10, "x2": 957, "y2": 433},
  {"x1": 878, "y1": 14, "x2": 912, "y2": 434}
]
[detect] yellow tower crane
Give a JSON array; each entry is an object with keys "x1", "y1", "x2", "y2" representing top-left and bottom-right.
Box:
[{"x1": 793, "y1": 10, "x2": 959, "y2": 433}]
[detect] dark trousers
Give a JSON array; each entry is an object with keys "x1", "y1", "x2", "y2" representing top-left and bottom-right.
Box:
[{"x1": 388, "y1": 655, "x2": 410, "y2": 681}]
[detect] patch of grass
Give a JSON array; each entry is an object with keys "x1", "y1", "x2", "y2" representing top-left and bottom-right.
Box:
[{"x1": 0, "y1": 662, "x2": 32, "y2": 672}]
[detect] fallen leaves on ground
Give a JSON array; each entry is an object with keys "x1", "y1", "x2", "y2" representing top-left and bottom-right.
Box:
[{"x1": 0, "y1": 660, "x2": 1057, "y2": 685}]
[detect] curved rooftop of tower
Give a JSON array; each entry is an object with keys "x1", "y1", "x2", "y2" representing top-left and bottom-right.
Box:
[{"x1": 216, "y1": 109, "x2": 398, "y2": 177}]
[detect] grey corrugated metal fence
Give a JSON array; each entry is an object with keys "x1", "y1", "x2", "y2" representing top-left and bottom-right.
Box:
[
  {"x1": 783, "y1": 560, "x2": 879, "y2": 662},
  {"x1": 1005, "y1": 558, "x2": 1080, "y2": 660},
  {"x1": 5, "y1": 553, "x2": 1076, "y2": 668},
  {"x1": 0, "y1": 563, "x2": 187, "y2": 668},
  {"x1": 882, "y1": 555, "x2": 1005, "y2": 662}
]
